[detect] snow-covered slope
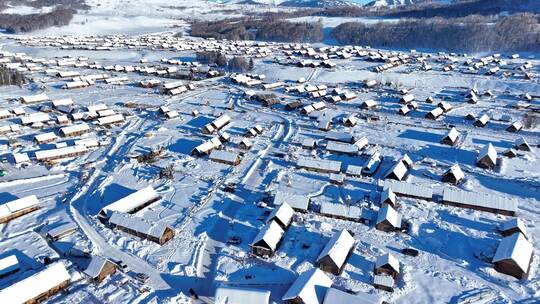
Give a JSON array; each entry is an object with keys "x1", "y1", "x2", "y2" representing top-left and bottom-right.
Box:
[
  {"x1": 365, "y1": 0, "x2": 431, "y2": 7},
  {"x1": 223, "y1": 0, "x2": 356, "y2": 7}
]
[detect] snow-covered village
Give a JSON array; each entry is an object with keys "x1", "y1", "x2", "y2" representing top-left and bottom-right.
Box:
[{"x1": 0, "y1": 1, "x2": 538, "y2": 303}]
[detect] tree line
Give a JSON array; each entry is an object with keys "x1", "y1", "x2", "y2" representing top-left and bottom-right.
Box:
[
  {"x1": 196, "y1": 51, "x2": 254, "y2": 72},
  {"x1": 331, "y1": 13, "x2": 540, "y2": 52},
  {"x1": 0, "y1": 66, "x2": 25, "y2": 86},
  {"x1": 191, "y1": 17, "x2": 324, "y2": 43},
  {"x1": 0, "y1": 8, "x2": 75, "y2": 33}
]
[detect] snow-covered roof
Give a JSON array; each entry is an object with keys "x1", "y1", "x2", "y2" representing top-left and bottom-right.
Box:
[
  {"x1": 52, "y1": 98, "x2": 74, "y2": 107},
  {"x1": 20, "y1": 113, "x2": 50, "y2": 125},
  {"x1": 319, "y1": 202, "x2": 363, "y2": 221},
  {"x1": 380, "y1": 188, "x2": 397, "y2": 205},
  {"x1": 0, "y1": 255, "x2": 20, "y2": 277},
  {"x1": 0, "y1": 195, "x2": 40, "y2": 219},
  {"x1": 477, "y1": 143, "x2": 497, "y2": 163},
  {"x1": 20, "y1": 93, "x2": 49, "y2": 104},
  {"x1": 215, "y1": 286, "x2": 271, "y2": 304},
  {"x1": 83, "y1": 256, "x2": 109, "y2": 279},
  {"x1": 373, "y1": 274, "x2": 394, "y2": 288},
  {"x1": 273, "y1": 192, "x2": 310, "y2": 211},
  {"x1": 492, "y1": 232, "x2": 533, "y2": 273},
  {"x1": 34, "y1": 132, "x2": 58, "y2": 143},
  {"x1": 383, "y1": 180, "x2": 433, "y2": 200},
  {"x1": 297, "y1": 157, "x2": 341, "y2": 174},
  {"x1": 209, "y1": 150, "x2": 239, "y2": 164},
  {"x1": 445, "y1": 164, "x2": 465, "y2": 180},
  {"x1": 384, "y1": 161, "x2": 408, "y2": 181},
  {"x1": 444, "y1": 127, "x2": 460, "y2": 142},
  {"x1": 317, "y1": 229, "x2": 355, "y2": 269},
  {"x1": 500, "y1": 218, "x2": 527, "y2": 237},
  {"x1": 86, "y1": 104, "x2": 107, "y2": 112},
  {"x1": 283, "y1": 268, "x2": 332, "y2": 304},
  {"x1": 267, "y1": 202, "x2": 294, "y2": 227},
  {"x1": 97, "y1": 113, "x2": 124, "y2": 125},
  {"x1": 442, "y1": 188, "x2": 517, "y2": 215},
  {"x1": 46, "y1": 222, "x2": 78, "y2": 240},
  {"x1": 323, "y1": 288, "x2": 382, "y2": 304},
  {"x1": 251, "y1": 220, "x2": 284, "y2": 251},
  {"x1": 325, "y1": 131, "x2": 354, "y2": 143},
  {"x1": 376, "y1": 204, "x2": 402, "y2": 228},
  {"x1": 212, "y1": 114, "x2": 231, "y2": 129},
  {"x1": 35, "y1": 145, "x2": 88, "y2": 161},
  {"x1": 59, "y1": 123, "x2": 90, "y2": 136},
  {"x1": 100, "y1": 186, "x2": 160, "y2": 218},
  {"x1": 376, "y1": 252, "x2": 400, "y2": 273},
  {"x1": 0, "y1": 262, "x2": 71, "y2": 303},
  {"x1": 326, "y1": 141, "x2": 358, "y2": 155},
  {"x1": 109, "y1": 211, "x2": 171, "y2": 239}
]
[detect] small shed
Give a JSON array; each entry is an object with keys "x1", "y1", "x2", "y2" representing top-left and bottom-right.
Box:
[
  {"x1": 374, "y1": 253, "x2": 400, "y2": 279},
  {"x1": 500, "y1": 218, "x2": 527, "y2": 238},
  {"x1": 514, "y1": 137, "x2": 531, "y2": 152},
  {"x1": 266, "y1": 202, "x2": 294, "y2": 229},
  {"x1": 360, "y1": 99, "x2": 377, "y2": 109},
  {"x1": 441, "y1": 127, "x2": 460, "y2": 146},
  {"x1": 373, "y1": 274, "x2": 394, "y2": 292},
  {"x1": 506, "y1": 121, "x2": 523, "y2": 133},
  {"x1": 474, "y1": 114, "x2": 490, "y2": 127},
  {"x1": 492, "y1": 232, "x2": 533, "y2": 279},
  {"x1": 375, "y1": 204, "x2": 402, "y2": 232},
  {"x1": 380, "y1": 188, "x2": 397, "y2": 207},
  {"x1": 442, "y1": 164, "x2": 465, "y2": 185},
  {"x1": 384, "y1": 161, "x2": 408, "y2": 181},
  {"x1": 316, "y1": 229, "x2": 355, "y2": 275},
  {"x1": 425, "y1": 107, "x2": 443, "y2": 120},
  {"x1": 343, "y1": 115, "x2": 358, "y2": 127},
  {"x1": 282, "y1": 268, "x2": 333, "y2": 304},
  {"x1": 83, "y1": 256, "x2": 116, "y2": 283},
  {"x1": 477, "y1": 143, "x2": 497, "y2": 169},
  {"x1": 251, "y1": 220, "x2": 285, "y2": 257}
]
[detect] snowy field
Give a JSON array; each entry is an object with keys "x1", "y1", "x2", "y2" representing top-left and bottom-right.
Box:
[{"x1": 0, "y1": 19, "x2": 538, "y2": 304}]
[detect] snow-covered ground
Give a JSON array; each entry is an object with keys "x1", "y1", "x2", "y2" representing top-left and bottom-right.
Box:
[{"x1": 0, "y1": 5, "x2": 539, "y2": 303}]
